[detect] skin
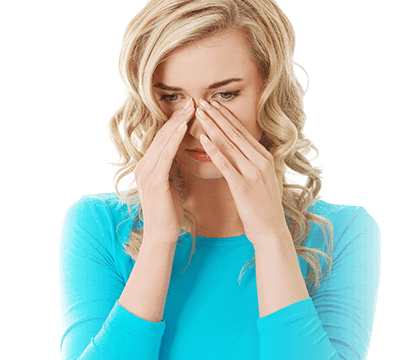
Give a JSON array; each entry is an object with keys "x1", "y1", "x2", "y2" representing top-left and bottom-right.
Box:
[{"x1": 152, "y1": 28, "x2": 265, "y2": 238}]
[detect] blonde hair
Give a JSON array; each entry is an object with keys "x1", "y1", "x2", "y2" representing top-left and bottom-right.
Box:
[{"x1": 108, "y1": 0, "x2": 333, "y2": 295}]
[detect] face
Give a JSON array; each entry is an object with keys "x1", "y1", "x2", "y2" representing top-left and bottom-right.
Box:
[{"x1": 152, "y1": 28, "x2": 264, "y2": 183}]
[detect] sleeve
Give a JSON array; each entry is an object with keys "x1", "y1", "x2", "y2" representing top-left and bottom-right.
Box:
[
  {"x1": 256, "y1": 206, "x2": 381, "y2": 360},
  {"x1": 59, "y1": 196, "x2": 166, "y2": 360}
]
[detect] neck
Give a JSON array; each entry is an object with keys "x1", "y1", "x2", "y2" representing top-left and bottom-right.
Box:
[{"x1": 177, "y1": 161, "x2": 245, "y2": 237}]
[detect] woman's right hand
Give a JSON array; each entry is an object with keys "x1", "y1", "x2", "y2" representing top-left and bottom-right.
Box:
[{"x1": 134, "y1": 99, "x2": 195, "y2": 249}]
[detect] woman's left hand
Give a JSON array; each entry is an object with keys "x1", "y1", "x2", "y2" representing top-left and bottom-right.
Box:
[{"x1": 196, "y1": 99, "x2": 288, "y2": 250}]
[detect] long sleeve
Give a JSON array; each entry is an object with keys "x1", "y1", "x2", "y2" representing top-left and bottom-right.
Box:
[
  {"x1": 60, "y1": 194, "x2": 380, "y2": 359},
  {"x1": 256, "y1": 206, "x2": 381, "y2": 359},
  {"x1": 59, "y1": 196, "x2": 166, "y2": 360}
]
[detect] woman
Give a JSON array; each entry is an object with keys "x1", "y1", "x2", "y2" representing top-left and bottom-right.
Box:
[{"x1": 59, "y1": 1, "x2": 381, "y2": 359}]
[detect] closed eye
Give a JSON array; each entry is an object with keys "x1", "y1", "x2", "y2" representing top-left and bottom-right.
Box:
[{"x1": 159, "y1": 90, "x2": 240, "y2": 104}]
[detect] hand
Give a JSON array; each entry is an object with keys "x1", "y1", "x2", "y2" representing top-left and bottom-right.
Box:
[
  {"x1": 134, "y1": 99, "x2": 195, "y2": 248},
  {"x1": 195, "y1": 99, "x2": 287, "y2": 249}
]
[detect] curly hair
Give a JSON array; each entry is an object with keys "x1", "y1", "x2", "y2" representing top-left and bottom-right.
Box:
[{"x1": 107, "y1": 0, "x2": 333, "y2": 295}]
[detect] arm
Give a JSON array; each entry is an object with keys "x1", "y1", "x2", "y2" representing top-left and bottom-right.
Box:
[
  {"x1": 59, "y1": 196, "x2": 169, "y2": 360},
  {"x1": 254, "y1": 227, "x2": 310, "y2": 318},
  {"x1": 118, "y1": 240, "x2": 177, "y2": 323},
  {"x1": 255, "y1": 206, "x2": 381, "y2": 359}
]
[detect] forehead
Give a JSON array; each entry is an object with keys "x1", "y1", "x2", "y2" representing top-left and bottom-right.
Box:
[{"x1": 153, "y1": 29, "x2": 259, "y2": 86}]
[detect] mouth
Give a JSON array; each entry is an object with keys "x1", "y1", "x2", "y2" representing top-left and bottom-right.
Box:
[
  {"x1": 186, "y1": 147, "x2": 206, "y2": 153},
  {"x1": 186, "y1": 148, "x2": 212, "y2": 162}
]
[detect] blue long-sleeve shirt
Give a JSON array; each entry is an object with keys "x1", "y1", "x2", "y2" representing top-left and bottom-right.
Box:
[{"x1": 59, "y1": 192, "x2": 381, "y2": 359}]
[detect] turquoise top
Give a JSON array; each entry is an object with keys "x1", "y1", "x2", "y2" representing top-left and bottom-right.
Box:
[{"x1": 59, "y1": 192, "x2": 381, "y2": 359}]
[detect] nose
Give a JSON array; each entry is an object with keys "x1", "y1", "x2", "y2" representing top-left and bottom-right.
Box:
[{"x1": 186, "y1": 99, "x2": 209, "y2": 139}]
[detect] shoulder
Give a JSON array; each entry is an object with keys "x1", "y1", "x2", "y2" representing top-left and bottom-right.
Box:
[
  {"x1": 61, "y1": 191, "x2": 139, "y2": 251},
  {"x1": 308, "y1": 198, "x2": 379, "y2": 231},
  {"x1": 63, "y1": 191, "x2": 136, "y2": 221},
  {"x1": 305, "y1": 198, "x2": 381, "y2": 256}
]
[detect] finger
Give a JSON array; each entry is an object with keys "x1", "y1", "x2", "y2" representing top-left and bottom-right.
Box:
[
  {"x1": 196, "y1": 106, "x2": 266, "y2": 178},
  {"x1": 154, "y1": 112, "x2": 191, "y2": 188},
  {"x1": 199, "y1": 133, "x2": 243, "y2": 185},
  {"x1": 209, "y1": 100, "x2": 273, "y2": 162},
  {"x1": 135, "y1": 101, "x2": 195, "y2": 180}
]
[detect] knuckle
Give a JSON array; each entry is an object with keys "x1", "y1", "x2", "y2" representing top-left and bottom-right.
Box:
[
  {"x1": 153, "y1": 133, "x2": 165, "y2": 147},
  {"x1": 160, "y1": 148, "x2": 172, "y2": 161},
  {"x1": 136, "y1": 173, "x2": 145, "y2": 194},
  {"x1": 248, "y1": 169, "x2": 263, "y2": 183},
  {"x1": 219, "y1": 157, "x2": 230, "y2": 170},
  {"x1": 134, "y1": 163, "x2": 140, "y2": 179},
  {"x1": 134, "y1": 161, "x2": 145, "y2": 180},
  {"x1": 237, "y1": 123, "x2": 249, "y2": 134},
  {"x1": 228, "y1": 127, "x2": 243, "y2": 140},
  {"x1": 221, "y1": 139, "x2": 235, "y2": 152},
  {"x1": 154, "y1": 173, "x2": 165, "y2": 184},
  {"x1": 149, "y1": 173, "x2": 163, "y2": 189},
  {"x1": 259, "y1": 158, "x2": 272, "y2": 172},
  {"x1": 236, "y1": 178, "x2": 249, "y2": 192}
]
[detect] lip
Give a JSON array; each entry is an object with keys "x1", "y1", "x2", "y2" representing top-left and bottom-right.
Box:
[
  {"x1": 186, "y1": 147, "x2": 206, "y2": 152},
  {"x1": 186, "y1": 149, "x2": 211, "y2": 162}
]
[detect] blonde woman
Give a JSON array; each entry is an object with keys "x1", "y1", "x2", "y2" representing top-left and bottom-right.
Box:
[{"x1": 59, "y1": 1, "x2": 381, "y2": 359}]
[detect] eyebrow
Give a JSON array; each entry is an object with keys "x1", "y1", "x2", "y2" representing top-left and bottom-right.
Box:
[{"x1": 153, "y1": 78, "x2": 243, "y2": 91}]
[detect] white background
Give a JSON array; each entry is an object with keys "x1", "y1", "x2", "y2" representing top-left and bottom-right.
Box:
[{"x1": 1, "y1": 0, "x2": 414, "y2": 358}]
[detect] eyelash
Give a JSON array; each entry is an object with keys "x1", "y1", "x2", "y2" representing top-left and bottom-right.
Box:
[{"x1": 159, "y1": 90, "x2": 241, "y2": 104}]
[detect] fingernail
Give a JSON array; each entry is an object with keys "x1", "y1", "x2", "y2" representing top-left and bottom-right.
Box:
[
  {"x1": 180, "y1": 103, "x2": 194, "y2": 115},
  {"x1": 210, "y1": 100, "x2": 221, "y2": 109},
  {"x1": 199, "y1": 99, "x2": 211, "y2": 109},
  {"x1": 182, "y1": 98, "x2": 192, "y2": 109},
  {"x1": 177, "y1": 121, "x2": 187, "y2": 132},
  {"x1": 196, "y1": 107, "x2": 208, "y2": 119}
]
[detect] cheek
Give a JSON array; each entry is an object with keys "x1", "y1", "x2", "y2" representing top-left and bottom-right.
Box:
[{"x1": 238, "y1": 108, "x2": 263, "y2": 142}]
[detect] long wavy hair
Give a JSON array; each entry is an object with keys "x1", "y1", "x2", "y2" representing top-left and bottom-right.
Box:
[{"x1": 108, "y1": 0, "x2": 333, "y2": 295}]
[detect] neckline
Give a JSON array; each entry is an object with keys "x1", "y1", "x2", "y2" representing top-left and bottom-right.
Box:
[{"x1": 178, "y1": 229, "x2": 250, "y2": 246}]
